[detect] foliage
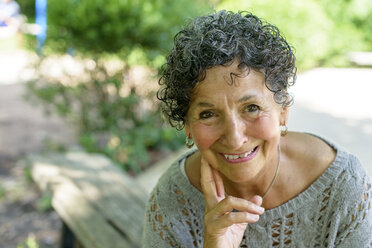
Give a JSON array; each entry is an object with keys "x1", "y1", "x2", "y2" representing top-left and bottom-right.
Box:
[
  {"x1": 17, "y1": 235, "x2": 40, "y2": 248},
  {"x1": 16, "y1": 0, "x2": 35, "y2": 22},
  {"x1": 36, "y1": 192, "x2": 52, "y2": 212},
  {"x1": 44, "y1": 0, "x2": 211, "y2": 67},
  {"x1": 217, "y1": 0, "x2": 372, "y2": 69},
  {"x1": 315, "y1": 0, "x2": 372, "y2": 49},
  {"x1": 27, "y1": 56, "x2": 186, "y2": 174},
  {"x1": 24, "y1": 166, "x2": 33, "y2": 182},
  {"x1": 0, "y1": 184, "x2": 5, "y2": 199},
  {"x1": 45, "y1": 0, "x2": 141, "y2": 55}
]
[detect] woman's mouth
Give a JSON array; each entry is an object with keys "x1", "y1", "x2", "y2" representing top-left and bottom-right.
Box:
[{"x1": 220, "y1": 146, "x2": 259, "y2": 164}]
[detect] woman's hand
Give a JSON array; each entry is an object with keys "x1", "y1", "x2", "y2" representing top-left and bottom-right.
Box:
[{"x1": 200, "y1": 157, "x2": 264, "y2": 248}]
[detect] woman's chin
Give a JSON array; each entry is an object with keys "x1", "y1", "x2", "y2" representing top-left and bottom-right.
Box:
[{"x1": 220, "y1": 167, "x2": 260, "y2": 184}]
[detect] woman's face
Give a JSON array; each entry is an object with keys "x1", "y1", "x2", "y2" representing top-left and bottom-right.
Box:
[{"x1": 185, "y1": 61, "x2": 289, "y2": 183}]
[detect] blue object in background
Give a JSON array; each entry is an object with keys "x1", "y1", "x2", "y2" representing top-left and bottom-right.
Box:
[{"x1": 35, "y1": 0, "x2": 47, "y2": 52}]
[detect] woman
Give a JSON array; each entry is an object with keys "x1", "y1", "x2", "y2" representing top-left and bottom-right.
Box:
[{"x1": 143, "y1": 10, "x2": 372, "y2": 247}]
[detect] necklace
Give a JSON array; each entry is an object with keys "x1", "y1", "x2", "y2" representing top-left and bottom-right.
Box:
[
  {"x1": 225, "y1": 144, "x2": 281, "y2": 200},
  {"x1": 261, "y1": 144, "x2": 281, "y2": 199}
]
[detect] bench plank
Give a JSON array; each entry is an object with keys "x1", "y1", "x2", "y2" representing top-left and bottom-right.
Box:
[
  {"x1": 53, "y1": 181, "x2": 132, "y2": 248},
  {"x1": 60, "y1": 153, "x2": 147, "y2": 241},
  {"x1": 29, "y1": 152, "x2": 149, "y2": 248}
]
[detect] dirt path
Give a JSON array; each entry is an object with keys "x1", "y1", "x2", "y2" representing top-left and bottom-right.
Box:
[{"x1": 0, "y1": 50, "x2": 77, "y2": 247}]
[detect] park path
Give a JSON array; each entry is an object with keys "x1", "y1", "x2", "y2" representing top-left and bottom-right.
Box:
[
  {"x1": 289, "y1": 67, "x2": 372, "y2": 176},
  {"x1": 0, "y1": 50, "x2": 371, "y2": 247},
  {"x1": 0, "y1": 50, "x2": 77, "y2": 161}
]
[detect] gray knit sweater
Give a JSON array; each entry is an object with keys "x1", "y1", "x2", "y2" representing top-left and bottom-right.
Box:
[{"x1": 143, "y1": 138, "x2": 372, "y2": 247}]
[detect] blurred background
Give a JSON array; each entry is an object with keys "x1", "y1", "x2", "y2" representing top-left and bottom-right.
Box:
[{"x1": 0, "y1": 0, "x2": 371, "y2": 247}]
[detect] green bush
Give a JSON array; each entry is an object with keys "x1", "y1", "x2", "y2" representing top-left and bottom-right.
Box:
[
  {"x1": 17, "y1": 0, "x2": 35, "y2": 22},
  {"x1": 45, "y1": 0, "x2": 142, "y2": 55},
  {"x1": 218, "y1": 0, "x2": 330, "y2": 69},
  {"x1": 316, "y1": 0, "x2": 372, "y2": 50},
  {"x1": 44, "y1": 0, "x2": 211, "y2": 66},
  {"x1": 27, "y1": 57, "x2": 186, "y2": 174},
  {"x1": 218, "y1": 0, "x2": 372, "y2": 69}
]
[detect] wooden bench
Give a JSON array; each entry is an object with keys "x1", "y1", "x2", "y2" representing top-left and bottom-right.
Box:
[{"x1": 27, "y1": 148, "x2": 187, "y2": 248}]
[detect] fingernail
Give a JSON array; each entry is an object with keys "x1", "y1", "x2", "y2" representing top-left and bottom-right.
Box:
[
  {"x1": 256, "y1": 206, "x2": 265, "y2": 213},
  {"x1": 252, "y1": 214, "x2": 259, "y2": 221}
]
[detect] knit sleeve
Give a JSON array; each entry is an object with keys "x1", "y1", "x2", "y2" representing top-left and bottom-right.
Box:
[
  {"x1": 334, "y1": 157, "x2": 372, "y2": 247},
  {"x1": 142, "y1": 189, "x2": 179, "y2": 248},
  {"x1": 142, "y1": 163, "x2": 205, "y2": 248}
]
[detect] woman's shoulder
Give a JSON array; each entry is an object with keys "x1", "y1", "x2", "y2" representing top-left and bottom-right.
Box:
[
  {"x1": 282, "y1": 132, "x2": 370, "y2": 197},
  {"x1": 266, "y1": 132, "x2": 370, "y2": 217},
  {"x1": 145, "y1": 151, "x2": 194, "y2": 223},
  {"x1": 147, "y1": 148, "x2": 203, "y2": 206},
  {"x1": 284, "y1": 132, "x2": 337, "y2": 185},
  {"x1": 287, "y1": 132, "x2": 365, "y2": 170},
  {"x1": 286, "y1": 132, "x2": 369, "y2": 186},
  {"x1": 149, "y1": 154, "x2": 187, "y2": 198},
  {"x1": 286, "y1": 132, "x2": 336, "y2": 169}
]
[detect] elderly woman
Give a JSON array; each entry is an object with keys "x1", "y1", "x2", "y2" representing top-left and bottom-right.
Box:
[{"x1": 143, "y1": 10, "x2": 372, "y2": 247}]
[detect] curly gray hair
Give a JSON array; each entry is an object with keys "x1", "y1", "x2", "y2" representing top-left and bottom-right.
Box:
[{"x1": 157, "y1": 10, "x2": 297, "y2": 129}]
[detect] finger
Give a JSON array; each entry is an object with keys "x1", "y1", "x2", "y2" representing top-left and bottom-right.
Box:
[
  {"x1": 200, "y1": 156, "x2": 219, "y2": 209},
  {"x1": 205, "y1": 196, "x2": 264, "y2": 222},
  {"x1": 249, "y1": 195, "x2": 263, "y2": 206},
  {"x1": 211, "y1": 166, "x2": 225, "y2": 198},
  {"x1": 213, "y1": 211, "x2": 260, "y2": 229}
]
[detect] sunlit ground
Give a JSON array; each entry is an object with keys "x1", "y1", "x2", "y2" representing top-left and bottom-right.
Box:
[
  {"x1": 289, "y1": 68, "x2": 372, "y2": 176},
  {"x1": 293, "y1": 68, "x2": 372, "y2": 120}
]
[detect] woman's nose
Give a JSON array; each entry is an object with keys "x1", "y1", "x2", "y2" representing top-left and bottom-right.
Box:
[{"x1": 223, "y1": 114, "x2": 248, "y2": 149}]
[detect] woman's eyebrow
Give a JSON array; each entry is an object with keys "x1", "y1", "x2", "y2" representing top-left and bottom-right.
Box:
[
  {"x1": 195, "y1": 95, "x2": 259, "y2": 108},
  {"x1": 238, "y1": 95, "x2": 256, "y2": 103},
  {"x1": 196, "y1": 102, "x2": 214, "y2": 108}
]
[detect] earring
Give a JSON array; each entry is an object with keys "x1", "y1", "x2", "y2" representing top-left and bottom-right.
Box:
[
  {"x1": 185, "y1": 135, "x2": 194, "y2": 148},
  {"x1": 280, "y1": 124, "x2": 288, "y2": 136}
]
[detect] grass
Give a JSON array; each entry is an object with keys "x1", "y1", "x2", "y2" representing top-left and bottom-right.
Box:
[{"x1": 17, "y1": 235, "x2": 40, "y2": 248}]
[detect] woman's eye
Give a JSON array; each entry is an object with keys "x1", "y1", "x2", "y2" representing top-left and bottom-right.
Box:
[
  {"x1": 244, "y1": 104, "x2": 260, "y2": 113},
  {"x1": 199, "y1": 111, "x2": 214, "y2": 119}
]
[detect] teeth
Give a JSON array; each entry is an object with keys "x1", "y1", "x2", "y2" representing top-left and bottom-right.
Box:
[
  {"x1": 239, "y1": 152, "x2": 248, "y2": 158},
  {"x1": 224, "y1": 147, "x2": 255, "y2": 160}
]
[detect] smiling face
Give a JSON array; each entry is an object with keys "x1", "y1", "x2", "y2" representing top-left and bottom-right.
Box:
[{"x1": 185, "y1": 61, "x2": 289, "y2": 184}]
